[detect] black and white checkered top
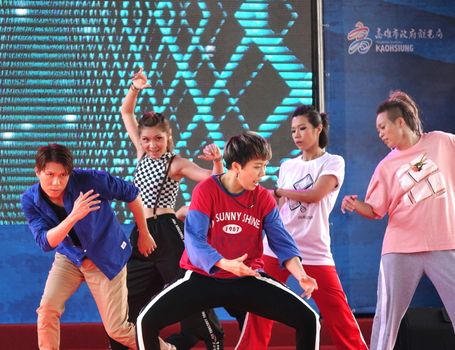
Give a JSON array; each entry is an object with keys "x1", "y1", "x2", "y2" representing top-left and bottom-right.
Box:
[{"x1": 134, "y1": 152, "x2": 179, "y2": 208}]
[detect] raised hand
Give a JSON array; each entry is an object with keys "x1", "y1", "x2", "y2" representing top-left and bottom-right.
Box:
[
  {"x1": 341, "y1": 194, "x2": 358, "y2": 214},
  {"x1": 198, "y1": 143, "x2": 222, "y2": 162},
  {"x1": 131, "y1": 67, "x2": 151, "y2": 90},
  {"x1": 69, "y1": 190, "x2": 101, "y2": 222}
]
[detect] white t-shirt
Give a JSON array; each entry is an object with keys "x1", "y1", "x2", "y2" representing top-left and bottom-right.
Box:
[{"x1": 263, "y1": 152, "x2": 345, "y2": 265}]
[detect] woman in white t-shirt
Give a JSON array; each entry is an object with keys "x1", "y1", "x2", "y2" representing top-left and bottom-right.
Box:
[
  {"x1": 236, "y1": 105, "x2": 368, "y2": 350},
  {"x1": 341, "y1": 91, "x2": 455, "y2": 350}
]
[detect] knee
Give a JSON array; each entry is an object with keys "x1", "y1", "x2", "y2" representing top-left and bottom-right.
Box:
[
  {"x1": 137, "y1": 308, "x2": 161, "y2": 334},
  {"x1": 105, "y1": 322, "x2": 135, "y2": 341},
  {"x1": 311, "y1": 310, "x2": 320, "y2": 327},
  {"x1": 37, "y1": 300, "x2": 63, "y2": 320},
  {"x1": 296, "y1": 306, "x2": 320, "y2": 331}
]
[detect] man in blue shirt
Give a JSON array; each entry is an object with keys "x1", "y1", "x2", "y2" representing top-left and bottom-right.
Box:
[{"x1": 21, "y1": 143, "x2": 157, "y2": 350}]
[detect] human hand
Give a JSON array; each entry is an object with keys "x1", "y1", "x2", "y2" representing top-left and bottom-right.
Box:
[
  {"x1": 175, "y1": 205, "x2": 189, "y2": 221},
  {"x1": 198, "y1": 143, "x2": 222, "y2": 162},
  {"x1": 298, "y1": 274, "x2": 318, "y2": 299},
  {"x1": 69, "y1": 190, "x2": 101, "y2": 221},
  {"x1": 130, "y1": 67, "x2": 151, "y2": 90},
  {"x1": 341, "y1": 194, "x2": 358, "y2": 214},
  {"x1": 217, "y1": 254, "x2": 260, "y2": 277},
  {"x1": 138, "y1": 230, "x2": 157, "y2": 257}
]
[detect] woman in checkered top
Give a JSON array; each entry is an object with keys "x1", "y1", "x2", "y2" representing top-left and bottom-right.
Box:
[{"x1": 118, "y1": 67, "x2": 225, "y2": 350}]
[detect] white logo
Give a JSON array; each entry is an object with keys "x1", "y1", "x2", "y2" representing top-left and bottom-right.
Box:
[
  {"x1": 222, "y1": 224, "x2": 242, "y2": 235},
  {"x1": 347, "y1": 21, "x2": 373, "y2": 54}
]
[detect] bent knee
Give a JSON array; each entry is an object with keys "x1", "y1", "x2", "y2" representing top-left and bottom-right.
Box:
[
  {"x1": 137, "y1": 308, "x2": 160, "y2": 330},
  {"x1": 37, "y1": 301, "x2": 64, "y2": 318},
  {"x1": 105, "y1": 322, "x2": 136, "y2": 341}
]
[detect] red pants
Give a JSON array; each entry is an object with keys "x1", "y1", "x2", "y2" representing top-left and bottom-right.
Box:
[{"x1": 235, "y1": 255, "x2": 368, "y2": 350}]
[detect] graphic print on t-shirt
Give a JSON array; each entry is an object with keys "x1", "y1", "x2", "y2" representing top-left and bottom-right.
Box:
[
  {"x1": 289, "y1": 174, "x2": 313, "y2": 212},
  {"x1": 396, "y1": 153, "x2": 446, "y2": 205},
  {"x1": 214, "y1": 211, "x2": 261, "y2": 235}
]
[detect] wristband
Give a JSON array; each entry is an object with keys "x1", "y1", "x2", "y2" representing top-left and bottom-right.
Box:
[
  {"x1": 130, "y1": 82, "x2": 140, "y2": 91},
  {"x1": 213, "y1": 156, "x2": 223, "y2": 162}
]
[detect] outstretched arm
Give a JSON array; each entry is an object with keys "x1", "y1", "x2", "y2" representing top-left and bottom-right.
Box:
[
  {"x1": 263, "y1": 208, "x2": 318, "y2": 298},
  {"x1": 284, "y1": 257, "x2": 318, "y2": 299},
  {"x1": 173, "y1": 143, "x2": 223, "y2": 182},
  {"x1": 341, "y1": 194, "x2": 377, "y2": 219},
  {"x1": 120, "y1": 67, "x2": 150, "y2": 158}
]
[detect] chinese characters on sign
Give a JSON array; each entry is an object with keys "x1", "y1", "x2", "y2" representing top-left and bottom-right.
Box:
[{"x1": 347, "y1": 22, "x2": 444, "y2": 55}]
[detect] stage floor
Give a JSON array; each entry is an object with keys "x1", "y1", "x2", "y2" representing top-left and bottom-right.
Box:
[{"x1": 0, "y1": 317, "x2": 372, "y2": 349}]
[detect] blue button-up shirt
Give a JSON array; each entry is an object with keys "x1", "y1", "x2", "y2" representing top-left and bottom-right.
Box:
[{"x1": 21, "y1": 169, "x2": 139, "y2": 280}]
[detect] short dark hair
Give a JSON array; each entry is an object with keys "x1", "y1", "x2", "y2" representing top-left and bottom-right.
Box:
[
  {"x1": 223, "y1": 131, "x2": 272, "y2": 169},
  {"x1": 292, "y1": 105, "x2": 329, "y2": 148},
  {"x1": 35, "y1": 143, "x2": 74, "y2": 174}
]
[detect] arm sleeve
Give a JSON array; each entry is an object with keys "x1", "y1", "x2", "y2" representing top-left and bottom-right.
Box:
[
  {"x1": 365, "y1": 165, "x2": 389, "y2": 219},
  {"x1": 263, "y1": 207, "x2": 301, "y2": 267},
  {"x1": 320, "y1": 155, "x2": 345, "y2": 189},
  {"x1": 83, "y1": 170, "x2": 139, "y2": 203},
  {"x1": 21, "y1": 193, "x2": 53, "y2": 252},
  {"x1": 277, "y1": 161, "x2": 286, "y2": 188},
  {"x1": 184, "y1": 210, "x2": 223, "y2": 274}
]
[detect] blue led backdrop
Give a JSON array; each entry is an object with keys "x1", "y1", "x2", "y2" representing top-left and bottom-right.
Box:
[{"x1": 0, "y1": 0, "x2": 316, "y2": 224}]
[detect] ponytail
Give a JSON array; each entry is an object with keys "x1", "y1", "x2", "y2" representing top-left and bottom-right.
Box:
[
  {"x1": 292, "y1": 105, "x2": 329, "y2": 148},
  {"x1": 319, "y1": 112, "x2": 329, "y2": 149}
]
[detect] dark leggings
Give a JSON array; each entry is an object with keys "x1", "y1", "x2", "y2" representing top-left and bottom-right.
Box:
[
  {"x1": 110, "y1": 214, "x2": 223, "y2": 350},
  {"x1": 137, "y1": 270, "x2": 320, "y2": 350}
]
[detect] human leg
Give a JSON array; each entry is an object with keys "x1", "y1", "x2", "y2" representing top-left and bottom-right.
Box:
[
  {"x1": 83, "y1": 260, "x2": 137, "y2": 349},
  {"x1": 138, "y1": 270, "x2": 319, "y2": 350},
  {"x1": 229, "y1": 272, "x2": 320, "y2": 350},
  {"x1": 370, "y1": 253, "x2": 423, "y2": 350},
  {"x1": 37, "y1": 252, "x2": 84, "y2": 350},
  {"x1": 137, "y1": 270, "x2": 214, "y2": 350},
  {"x1": 423, "y1": 249, "x2": 455, "y2": 332},
  {"x1": 234, "y1": 255, "x2": 290, "y2": 350},
  {"x1": 305, "y1": 265, "x2": 368, "y2": 350},
  {"x1": 170, "y1": 309, "x2": 224, "y2": 350},
  {"x1": 154, "y1": 215, "x2": 224, "y2": 350},
  {"x1": 126, "y1": 257, "x2": 164, "y2": 323}
]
